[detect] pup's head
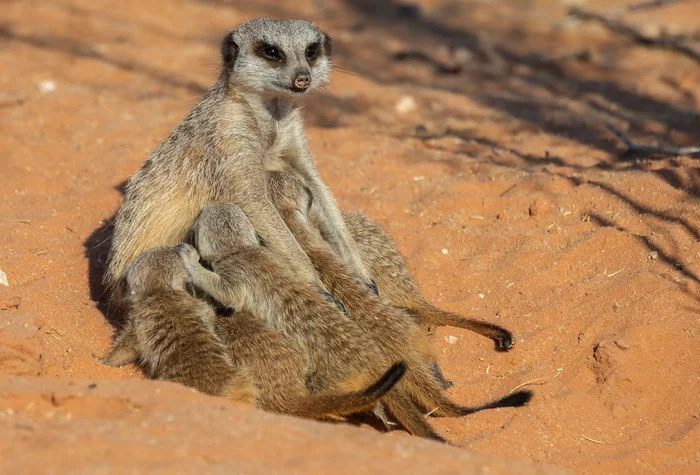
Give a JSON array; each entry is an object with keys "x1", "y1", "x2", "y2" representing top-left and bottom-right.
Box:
[
  {"x1": 266, "y1": 170, "x2": 313, "y2": 216},
  {"x1": 125, "y1": 247, "x2": 188, "y2": 302},
  {"x1": 189, "y1": 203, "x2": 259, "y2": 260},
  {"x1": 221, "y1": 19, "x2": 332, "y2": 97}
]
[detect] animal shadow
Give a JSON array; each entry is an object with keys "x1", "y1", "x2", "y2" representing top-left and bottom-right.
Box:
[{"x1": 84, "y1": 181, "x2": 127, "y2": 330}]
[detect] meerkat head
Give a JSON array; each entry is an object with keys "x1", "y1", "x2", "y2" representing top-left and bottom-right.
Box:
[
  {"x1": 267, "y1": 170, "x2": 313, "y2": 216},
  {"x1": 190, "y1": 203, "x2": 260, "y2": 260},
  {"x1": 220, "y1": 19, "x2": 332, "y2": 97},
  {"x1": 125, "y1": 247, "x2": 188, "y2": 302}
]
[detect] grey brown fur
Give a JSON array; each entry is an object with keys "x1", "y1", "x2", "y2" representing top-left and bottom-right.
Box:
[
  {"x1": 100, "y1": 246, "x2": 256, "y2": 404},
  {"x1": 214, "y1": 310, "x2": 406, "y2": 418},
  {"x1": 100, "y1": 246, "x2": 405, "y2": 418},
  {"x1": 106, "y1": 19, "x2": 372, "y2": 314},
  {"x1": 177, "y1": 203, "x2": 397, "y2": 402},
  {"x1": 266, "y1": 170, "x2": 533, "y2": 436}
]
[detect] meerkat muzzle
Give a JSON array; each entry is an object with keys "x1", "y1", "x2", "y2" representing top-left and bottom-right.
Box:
[{"x1": 293, "y1": 72, "x2": 311, "y2": 91}]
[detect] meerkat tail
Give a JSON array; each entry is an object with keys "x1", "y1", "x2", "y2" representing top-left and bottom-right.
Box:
[
  {"x1": 96, "y1": 327, "x2": 139, "y2": 368},
  {"x1": 289, "y1": 361, "x2": 407, "y2": 418},
  {"x1": 430, "y1": 389, "x2": 533, "y2": 418},
  {"x1": 400, "y1": 360, "x2": 532, "y2": 418},
  {"x1": 422, "y1": 382, "x2": 533, "y2": 418},
  {"x1": 418, "y1": 304, "x2": 514, "y2": 350},
  {"x1": 382, "y1": 389, "x2": 446, "y2": 442}
]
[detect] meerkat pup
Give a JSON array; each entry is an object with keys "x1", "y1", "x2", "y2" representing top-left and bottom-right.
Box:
[
  {"x1": 106, "y1": 19, "x2": 373, "y2": 314},
  {"x1": 266, "y1": 171, "x2": 532, "y2": 426},
  {"x1": 176, "y1": 203, "x2": 396, "y2": 400},
  {"x1": 338, "y1": 211, "x2": 515, "y2": 351},
  {"x1": 100, "y1": 246, "x2": 405, "y2": 419},
  {"x1": 214, "y1": 310, "x2": 406, "y2": 418},
  {"x1": 99, "y1": 246, "x2": 256, "y2": 403}
]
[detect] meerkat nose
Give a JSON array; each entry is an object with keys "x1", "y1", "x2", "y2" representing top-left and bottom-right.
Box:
[{"x1": 293, "y1": 71, "x2": 311, "y2": 90}]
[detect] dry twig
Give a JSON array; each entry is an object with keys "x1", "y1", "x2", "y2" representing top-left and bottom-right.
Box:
[
  {"x1": 569, "y1": 7, "x2": 700, "y2": 63},
  {"x1": 628, "y1": 0, "x2": 697, "y2": 11},
  {"x1": 605, "y1": 122, "x2": 700, "y2": 156},
  {"x1": 581, "y1": 434, "x2": 606, "y2": 444}
]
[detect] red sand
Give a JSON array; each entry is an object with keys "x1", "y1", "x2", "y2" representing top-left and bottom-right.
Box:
[{"x1": 1, "y1": 0, "x2": 698, "y2": 472}]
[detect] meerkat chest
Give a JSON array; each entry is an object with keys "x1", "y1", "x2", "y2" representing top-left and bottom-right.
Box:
[{"x1": 262, "y1": 118, "x2": 301, "y2": 171}]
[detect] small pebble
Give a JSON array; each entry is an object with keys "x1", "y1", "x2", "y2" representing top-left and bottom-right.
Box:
[
  {"x1": 37, "y1": 80, "x2": 57, "y2": 94},
  {"x1": 441, "y1": 248, "x2": 449, "y2": 255},
  {"x1": 414, "y1": 124, "x2": 430, "y2": 137},
  {"x1": 445, "y1": 335, "x2": 458, "y2": 344},
  {"x1": 395, "y1": 95, "x2": 417, "y2": 114},
  {"x1": 649, "y1": 251, "x2": 658, "y2": 260},
  {"x1": 0, "y1": 269, "x2": 8, "y2": 287}
]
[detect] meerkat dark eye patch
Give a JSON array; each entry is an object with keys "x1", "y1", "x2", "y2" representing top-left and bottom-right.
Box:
[
  {"x1": 257, "y1": 42, "x2": 285, "y2": 62},
  {"x1": 305, "y1": 42, "x2": 320, "y2": 62}
]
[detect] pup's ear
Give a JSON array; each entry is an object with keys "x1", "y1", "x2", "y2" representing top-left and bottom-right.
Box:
[
  {"x1": 221, "y1": 31, "x2": 239, "y2": 72},
  {"x1": 303, "y1": 185, "x2": 314, "y2": 213},
  {"x1": 184, "y1": 225, "x2": 196, "y2": 248},
  {"x1": 321, "y1": 32, "x2": 332, "y2": 58}
]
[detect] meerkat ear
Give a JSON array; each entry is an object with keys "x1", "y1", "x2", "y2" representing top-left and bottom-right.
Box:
[
  {"x1": 184, "y1": 226, "x2": 196, "y2": 247},
  {"x1": 303, "y1": 185, "x2": 314, "y2": 213},
  {"x1": 221, "y1": 32, "x2": 239, "y2": 72},
  {"x1": 321, "y1": 32, "x2": 332, "y2": 58}
]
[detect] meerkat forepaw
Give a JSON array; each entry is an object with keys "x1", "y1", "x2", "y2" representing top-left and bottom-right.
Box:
[
  {"x1": 175, "y1": 243, "x2": 200, "y2": 265},
  {"x1": 320, "y1": 290, "x2": 348, "y2": 316}
]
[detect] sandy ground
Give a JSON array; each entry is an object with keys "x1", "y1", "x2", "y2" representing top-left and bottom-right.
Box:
[{"x1": 1, "y1": 0, "x2": 699, "y2": 473}]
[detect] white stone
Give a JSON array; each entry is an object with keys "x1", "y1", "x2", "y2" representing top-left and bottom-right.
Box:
[
  {"x1": 395, "y1": 95, "x2": 417, "y2": 114},
  {"x1": 37, "y1": 80, "x2": 57, "y2": 94}
]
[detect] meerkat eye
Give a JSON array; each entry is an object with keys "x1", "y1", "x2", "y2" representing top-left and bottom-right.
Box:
[
  {"x1": 305, "y1": 43, "x2": 320, "y2": 61},
  {"x1": 259, "y1": 44, "x2": 283, "y2": 62}
]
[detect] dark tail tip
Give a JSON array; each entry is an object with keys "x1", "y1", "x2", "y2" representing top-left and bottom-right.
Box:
[
  {"x1": 365, "y1": 361, "x2": 407, "y2": 397},
  {"x1": 498, "y1": 390, "x2": 533, "y2": 408},
  {"x1": 494, "y1": 329, "x2": 514, "y2": 352}
]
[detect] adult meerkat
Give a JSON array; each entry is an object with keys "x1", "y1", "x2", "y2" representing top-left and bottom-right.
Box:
[
  {"x1": 340, "y1": 210, "x2": 515, "y2": 351},
  {"x1": 266, "y1": 171, "x2": 532, "y2": 429},
  {"x1": 99, "y1": 246, "x2": 256, "y2": 403},
  {"x1": 105, "y1": 19, "x2": 372, "y2": 312},
  {"x1": 177, "y1": 203, "x2": 395, "y2": 398},
  {"x1": 100, "y1": 247, "x2": 406, "y2": 419}
]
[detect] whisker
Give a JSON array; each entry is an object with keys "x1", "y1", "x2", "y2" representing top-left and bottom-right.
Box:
[
  {"x1": 319, "y1": 85, "x2": 336, "y2": 98},
  {"x1": 332, "y1": 65, "x2": 362, "y2": 77}
]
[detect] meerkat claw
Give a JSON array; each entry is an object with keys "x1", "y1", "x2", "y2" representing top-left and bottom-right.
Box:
[{"x1": 366, "y1": 279, "x2": 379, "y2": 295}]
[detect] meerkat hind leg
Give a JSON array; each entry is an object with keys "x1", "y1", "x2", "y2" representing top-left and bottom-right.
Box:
[{"x1": 95, "y1": 326, "x2": 138, "y2": 368}]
